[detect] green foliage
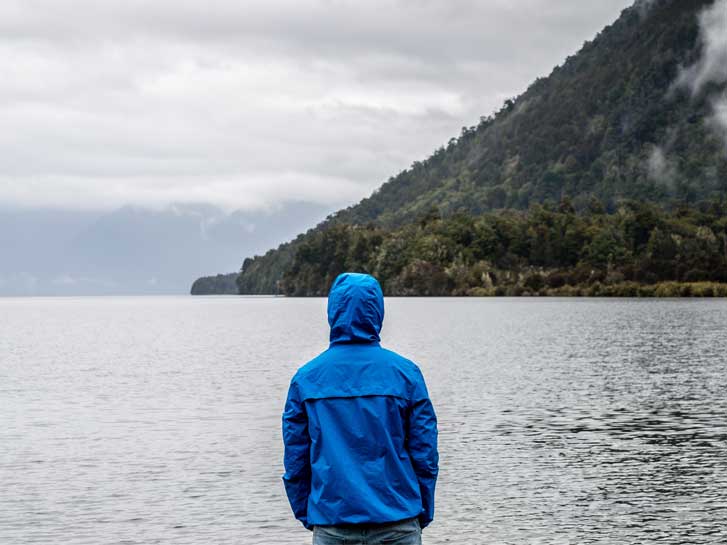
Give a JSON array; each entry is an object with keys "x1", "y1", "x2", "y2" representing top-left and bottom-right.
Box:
[
  {"x1": 235, "y1": 240, "x2": 298, "y2": 295},
  {"x1": 237, "y1": 200, "x2": 727, "y2": 296},
  {"x1": 190, "y1": 273, "x2": 238, "y2": 295}
]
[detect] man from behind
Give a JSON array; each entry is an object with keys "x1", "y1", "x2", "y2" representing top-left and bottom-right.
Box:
[{"x1": 282, "y1": 273, "x2": 439, "y2": 545}]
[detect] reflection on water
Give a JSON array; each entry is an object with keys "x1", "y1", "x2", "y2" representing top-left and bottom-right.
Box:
[{"x1": 1, "y1": 297, "x2": 725, "y2": 544}]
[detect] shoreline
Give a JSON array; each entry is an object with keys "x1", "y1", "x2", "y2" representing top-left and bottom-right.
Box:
[
  {"x1": 464, "y1": 281, "x2": 727, "y2": 298},
  {"x1": 205, "y1": 281, "x2": 727, "y2": 298}
]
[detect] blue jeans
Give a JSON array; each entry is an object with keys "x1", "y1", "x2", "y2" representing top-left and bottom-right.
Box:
[{"x1": 312, "y1": 517, "x2": 422, "y2": 545}]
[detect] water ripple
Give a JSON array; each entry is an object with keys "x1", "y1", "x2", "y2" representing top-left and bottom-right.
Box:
[{"x1": 1, "y1": 296, "x2": 725, "y2": 544}]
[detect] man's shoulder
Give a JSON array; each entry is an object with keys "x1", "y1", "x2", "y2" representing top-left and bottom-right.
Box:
[
  {"x1": 291, "y1": 349, "x2": 329, "y2": 382},
  {"x1": 292, "y1": 345, "x2": 421, "y2": 383},
  {"x1": 378, "y1": 347, "x2": 422, "y2": 376}
]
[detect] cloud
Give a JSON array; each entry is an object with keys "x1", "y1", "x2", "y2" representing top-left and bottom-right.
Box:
[
  {"x1": 676, "y1": 0, "x2": 727, "y2": 96},
  {"x1": 709, "y1": 94, "x2": 727, "y2": 149},
  {"x1": 647, "y1": 145, "x2": 678, "y2": 190},
  {"x1": 0, "y1": 0, "x2": 633, "y2": 211},
  {"x1": 674, "y1": 0, "x2": 727, "y2": 149}
]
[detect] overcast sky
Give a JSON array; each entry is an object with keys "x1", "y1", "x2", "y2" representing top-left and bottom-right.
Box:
[{"x1": 0, "y1": 0, "x2": 635, "y2": 212}]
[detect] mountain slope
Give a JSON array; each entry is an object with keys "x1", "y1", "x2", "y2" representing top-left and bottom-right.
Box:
[
  {"x1": 229, "y1": 0, "x2": 727, "y2": 295},
  {"x1": 331, "y1": 0, "x2": 725, "y2": 227}
]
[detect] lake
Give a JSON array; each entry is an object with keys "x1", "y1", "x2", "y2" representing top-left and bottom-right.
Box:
[{"x1": 1, "y1": 296, "x2": 726, "y2": 544}]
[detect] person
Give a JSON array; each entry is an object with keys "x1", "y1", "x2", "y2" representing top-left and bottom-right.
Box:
[{"x1": 282, "y1": 272, "x2": 439, "y2": 545}]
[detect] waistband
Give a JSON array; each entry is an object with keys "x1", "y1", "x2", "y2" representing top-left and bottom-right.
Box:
[{"x1": 319, "y1": 516, "x2": 419, "y2": 530}]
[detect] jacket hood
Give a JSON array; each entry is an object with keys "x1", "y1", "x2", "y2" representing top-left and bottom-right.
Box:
[{"x1": 327, "y1": 273, "x2": 384, "y2": 345}]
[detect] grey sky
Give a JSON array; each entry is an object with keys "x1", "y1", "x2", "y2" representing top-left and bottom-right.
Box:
[{"x1": 0, "y1": 0, "x2": 634, "y2": 212}]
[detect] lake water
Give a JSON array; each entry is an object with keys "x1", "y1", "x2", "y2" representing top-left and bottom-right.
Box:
[{"x1": 1, "y1": 296, "x2": 726, "y2": 544}]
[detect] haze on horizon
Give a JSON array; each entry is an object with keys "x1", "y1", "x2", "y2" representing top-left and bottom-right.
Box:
[{"x1": 1, "y1": 0, "x2": 635, "y2": 214}]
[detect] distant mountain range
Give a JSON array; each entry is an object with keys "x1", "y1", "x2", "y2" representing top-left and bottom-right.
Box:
[
  {"x1": 196, "y1": 0, "x2": 727, "y2": 295},
  {"x1": 0, "y1": 202, "x2": 332, "y2": 295}
]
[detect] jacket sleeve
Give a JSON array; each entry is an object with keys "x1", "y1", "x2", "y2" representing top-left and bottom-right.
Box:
[
  {"x1": 282, "y1": 379, "x2": 312, "y2": 530},
  {"x1": 407, "y1": 368, "x2": 439, "y2": 529}
]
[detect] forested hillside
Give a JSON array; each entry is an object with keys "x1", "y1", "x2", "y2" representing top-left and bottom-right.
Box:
[
  {"x1": 193, "y1": 0, "x2": 727, "y2": 296},
  {"x1": 190, "y1": 273, "x2": 238, "y2": 295},
  {"x1": 330, "y1": 0, "x2": 725, "y2": 226},
  {"x1": 276, "y1": 201, "x2": 727, "y2": 297}
]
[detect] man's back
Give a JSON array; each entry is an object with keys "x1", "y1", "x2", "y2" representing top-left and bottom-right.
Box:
[{"x1": 282, "y1": 273, "x2": 438, "y2": 538}]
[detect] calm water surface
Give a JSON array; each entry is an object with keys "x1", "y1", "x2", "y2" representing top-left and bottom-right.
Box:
[{"x1": 1, "y1": 297, "x2": 726, "y2": 544}]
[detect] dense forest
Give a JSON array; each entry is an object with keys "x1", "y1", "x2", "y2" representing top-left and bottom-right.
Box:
[
  {"x1": 190, "y1": 273, "x2": 238, "y2": 295},
  {"x1": 193, "y1": 0, "x2": 727, "y2": 296},
  {"x1": 239, "y1": 200, "x2": 727, "y2": 297}
]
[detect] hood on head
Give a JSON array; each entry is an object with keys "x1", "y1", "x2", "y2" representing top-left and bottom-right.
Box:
[{"x1": 327, "y1": 273, "x2": 384, "y2": 345}]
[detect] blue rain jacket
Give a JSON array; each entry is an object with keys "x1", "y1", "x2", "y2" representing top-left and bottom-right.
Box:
[{"x1": 282, "y1": 273, "x2": 438, "y2": 530}]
